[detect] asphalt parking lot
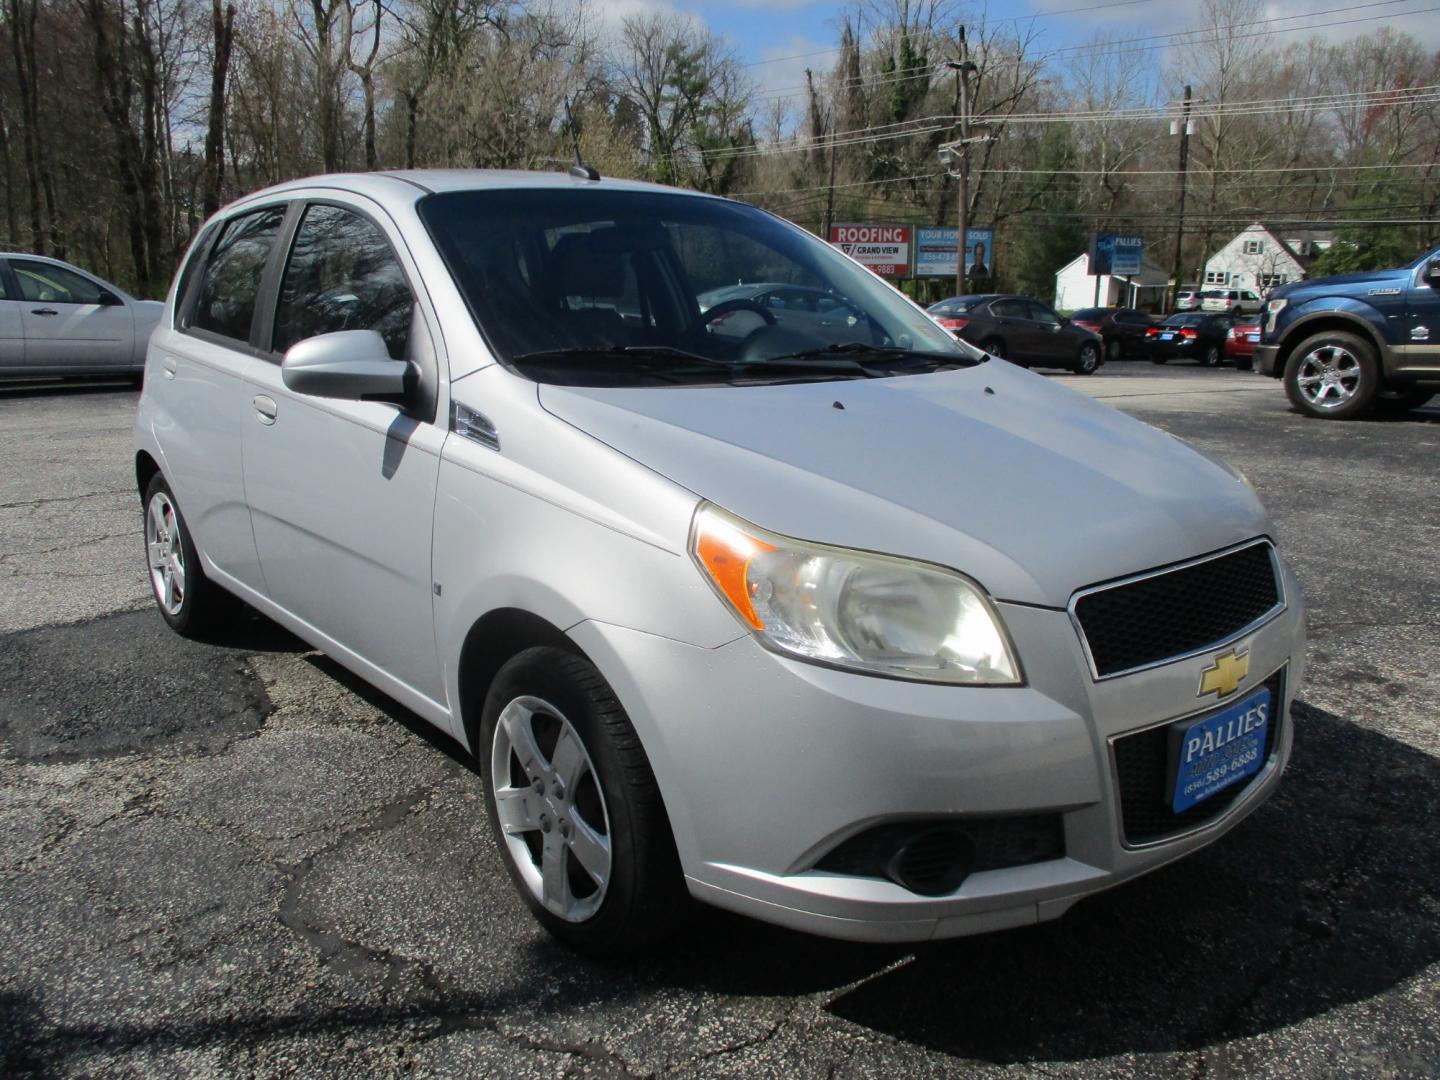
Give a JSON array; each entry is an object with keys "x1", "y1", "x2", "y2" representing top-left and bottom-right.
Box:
[{"x1": 1, "y1": 365, "x2": 1437, "y2": 1078}]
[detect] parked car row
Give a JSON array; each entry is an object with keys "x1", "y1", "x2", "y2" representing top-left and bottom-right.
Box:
[{"x1": 926, "y1": 297, "x2": 1260, "y2": 370}]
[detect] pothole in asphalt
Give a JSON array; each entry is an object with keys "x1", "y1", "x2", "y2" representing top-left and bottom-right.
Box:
[{"x1": 0, "y1": 608, "x2": 299, "y2": 763}]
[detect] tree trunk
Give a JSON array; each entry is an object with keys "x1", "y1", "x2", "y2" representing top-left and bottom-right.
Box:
[
  {"x1": 7, "y1": 0, "x2": 47, "y2": 252},
  {"x1": 203, "y1": 0, "x2": 235, "y2": 217}
]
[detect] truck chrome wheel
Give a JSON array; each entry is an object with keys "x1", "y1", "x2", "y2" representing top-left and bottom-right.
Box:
[
  {"x1": 145, "y1": 490, "x2": 186, "y2": 616},
  {"x1": 1295, "y1": 345, "x2": 1362, "y2": 410},
  {"x1": 490, "y1": 695, "x2": 612, "y2": 923}
]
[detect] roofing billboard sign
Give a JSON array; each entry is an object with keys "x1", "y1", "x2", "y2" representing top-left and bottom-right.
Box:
[{"x1": 830, "y1": 224, "x2": 912, "y2": 277}]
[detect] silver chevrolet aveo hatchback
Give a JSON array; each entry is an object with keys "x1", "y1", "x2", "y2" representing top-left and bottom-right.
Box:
[{"x1": 135, "y1": 170, "x2": 1304, "y2": 957}]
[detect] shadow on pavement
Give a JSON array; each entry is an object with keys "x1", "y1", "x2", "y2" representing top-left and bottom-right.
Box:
[{"x1": 817, "y1": 699, "x2": 1439, "y2": 1062}]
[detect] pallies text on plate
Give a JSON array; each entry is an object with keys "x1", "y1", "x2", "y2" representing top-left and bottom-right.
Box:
[{"x1": 1184, "y1": 701, "x2": 1269, "y2": 763}]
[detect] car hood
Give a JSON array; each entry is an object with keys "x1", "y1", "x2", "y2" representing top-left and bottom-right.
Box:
[
  {"x1": 1276, "y1": 267, "x2": 1404, "y2": 299},
  {"x1": 537, "y1": 360, "x2": 1270, "y2": 608}
]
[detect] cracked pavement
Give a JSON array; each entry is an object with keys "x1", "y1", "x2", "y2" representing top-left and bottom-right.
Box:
[{"x1": 0, "y1": 370, "x2": 1437, "y2": 1077}]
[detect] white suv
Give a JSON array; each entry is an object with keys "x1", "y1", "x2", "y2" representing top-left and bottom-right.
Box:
[{"x1": 1200, "y1": 288, "x2": 1263, "y2": 315}]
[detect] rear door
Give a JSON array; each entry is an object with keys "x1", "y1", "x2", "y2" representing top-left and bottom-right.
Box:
[
  {"x1": 9, "y1": 258, "x2": 132, "y2": 369},
  {"x1": 161, "y1": 204, "x2": 290, "y2": 592},
  {"x1": 989, "y1": 297, "x2": 1037, "y2": 360}
]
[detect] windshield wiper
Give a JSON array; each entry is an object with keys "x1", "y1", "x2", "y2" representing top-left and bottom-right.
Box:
[
  {"x1": 510, "y1": 345, "x2": 879, "y2": 379},
  {"x1": 760, "y1": 342, "x2": 980, "y2": 368}
]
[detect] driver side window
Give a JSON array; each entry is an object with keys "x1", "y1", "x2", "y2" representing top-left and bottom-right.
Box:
[
  {"x1": 11, "y1": 260, "x2": 106, "y2": 305},
  {"x1": 273, "y1": 203, "x2": 414, "y2": 360}
]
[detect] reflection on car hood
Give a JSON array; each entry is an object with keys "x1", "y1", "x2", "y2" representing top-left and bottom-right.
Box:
[{"x1": 538, "y1": 361, "x2": 1270, "y2": 607}]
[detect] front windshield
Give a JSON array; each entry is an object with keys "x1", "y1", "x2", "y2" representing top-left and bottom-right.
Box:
[{"x1": 419, "y1": 188, "x2": 975, "y2": 386}]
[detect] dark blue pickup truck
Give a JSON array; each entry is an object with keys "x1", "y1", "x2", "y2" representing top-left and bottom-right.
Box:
[{"x1": 1255, "y1": 246, "x2": 1440, "y2": 419}]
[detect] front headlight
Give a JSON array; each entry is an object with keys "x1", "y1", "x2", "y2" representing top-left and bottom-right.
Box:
[
  {"x1": 1264, "y1": 297, "x2": 1287, "y2": 333},
  {"x1": 690, "y1": 504, "x2": 1021, "y2": 685}
]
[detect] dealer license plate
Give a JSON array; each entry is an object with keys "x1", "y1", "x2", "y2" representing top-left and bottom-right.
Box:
[
  {"x1": 1168, "y1": 686, "x2": 1272, "y2": 813},
  {"x1": 1247, "y1": 333, "x2": 1260, "y2": 343}
]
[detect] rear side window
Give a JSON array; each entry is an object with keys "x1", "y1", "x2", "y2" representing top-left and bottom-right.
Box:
[
  {"x1": 273, "y1": 204, "x2": 414, "y2": 360},
  {"x1": 190, "y1": 206, "x2": 287, "y2": 343},
  {"x1": 991, "y1": 298, "x2": 1026, "y2": 318}
]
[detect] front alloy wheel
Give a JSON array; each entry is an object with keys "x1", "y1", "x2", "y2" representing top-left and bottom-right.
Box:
[
  {"x1": 480, "y1": 647, "x2": 687, "y2": 957},
  {"x1": 1074, "y1": 342, "x2": 1100, "y2": 375},
  {"x1": 1284, "y1": 330, "x2": 1379, "y2": 420}
]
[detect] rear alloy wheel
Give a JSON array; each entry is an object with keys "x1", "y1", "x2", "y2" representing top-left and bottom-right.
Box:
[
  {"x1": 1074, "y1": 342, "x2": 1100, "y2": 375},
  {"x1": 1371, "y1": 387, "x2": 1436, "y2": 415},
  {"x1": 1200, "y1": 344, "x2": 1222, "y2": 367},
  {"x1": 981, "y1": 337, "x2": 1005, "y2": 360},
  {"x1": 143, "y1": 474, "x2": 223, "y2": 636},
  {"x1": 1106, "y1": 337, "x2": 1122, "y2": 361},
  {"x1": 481, "y1": 647, "x2": 687, "y2": 958},
  {"x1": 1284, "y1": 331, "x2": 1379, "y2": 420}
]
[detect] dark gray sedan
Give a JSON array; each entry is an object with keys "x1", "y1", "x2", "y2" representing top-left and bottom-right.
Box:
[{"x1": 927, "y1": 294, "x2": 1103, "y2": 374}]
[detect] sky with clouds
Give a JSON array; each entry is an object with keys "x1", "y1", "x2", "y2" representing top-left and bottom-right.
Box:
[{"x1": 608, "y1": 0, "x2": 1440, "y2": 111}]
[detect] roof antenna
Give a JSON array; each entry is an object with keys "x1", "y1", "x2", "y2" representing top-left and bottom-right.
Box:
[{"x1": 564, "y1": 98, "x2": 601, "y2": 182}]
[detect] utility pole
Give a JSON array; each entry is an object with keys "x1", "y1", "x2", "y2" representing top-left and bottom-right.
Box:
[
  {"x1": 822, "y1": 124, "x2": 838, "y2": 240},
  {"x1": 942, "y1": 30, "x2": 980, "y2": 297},
  {"x1": 1169, "y1": 85, "x2": 1193, "y2": 313}
]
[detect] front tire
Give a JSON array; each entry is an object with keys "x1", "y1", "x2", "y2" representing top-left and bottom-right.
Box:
[
  {"x1": 1283, "y1": 331, "x2": 1379, "y2": 420},
  {"x1": 142, "y1": 474, "x2": 223, "y2": 636},
  {"x1": 1074, "y1": 342, "x2": 1100, "y2": 375},
  {"x1": 480, "y1": 647, "x2": 687, "y2": 958}
]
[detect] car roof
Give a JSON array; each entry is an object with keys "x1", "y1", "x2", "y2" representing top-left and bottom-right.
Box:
[{"x1": 219, "y1": 169, "x2": 718, "y2": 220}]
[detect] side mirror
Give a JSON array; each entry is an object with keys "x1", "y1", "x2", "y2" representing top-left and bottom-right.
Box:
[
  {"x1": 281, "y1": 329, "x2": 412, "y2": 404},
  {"x1": 97, "y1": 290, "x2": 123, "y2": 306}
]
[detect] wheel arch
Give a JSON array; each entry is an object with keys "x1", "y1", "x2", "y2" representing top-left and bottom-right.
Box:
[
  {"x1": 1277, "y1": 313, "x2": 1385, "y2": 374},
  {"x1": 135, "y1": 450, "x2": 161, "y2": 499},
  {"x1": 456, "y1": 607, "x2": 581, "y2": 755}
]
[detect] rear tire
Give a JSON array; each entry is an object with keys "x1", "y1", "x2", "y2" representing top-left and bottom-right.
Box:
[
  {"x1": 1151, "y1": 354, "x2": 1168, "y2": 365},
  {"x1": 1106, "y1": 338, "x2": 1122, "y2": 361},
  {"x1": 142, "y1": 474, "x2": 223, "y2": 637},
  {"x1": 1200, "y1": 344, "x2": 1221, "y2": 367},
  {"x1": 981, "y1": 337, "x2": 1005, "y2": 360},
  {"x1": 1234, "y1": 357, "x2": 1254, "y2": 371},
  {"x1": 480, "y1": 647, "x2": 688, "y2": 959},
  {"x1": 1283, "y1": 330, "x2": 1380, "y2": 420}
]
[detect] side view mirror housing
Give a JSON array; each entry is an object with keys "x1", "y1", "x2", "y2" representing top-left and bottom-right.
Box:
[
  {"x1": 97, "y1": 290, "x2": 123, "y2": 306},
  {"x1": 281, "y1": 330, "x2": 412, "y2": 404}
]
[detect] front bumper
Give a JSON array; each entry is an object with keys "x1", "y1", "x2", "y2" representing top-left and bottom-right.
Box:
[
  {"x1": 569, "y1": 563, "x2": 1304, "y2": 943},
  {"x1": 1255, "y1": 344, "x2": 1282, "y2": 376}
]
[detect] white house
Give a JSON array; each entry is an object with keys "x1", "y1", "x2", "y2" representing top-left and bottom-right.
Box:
[
  {"x1": 1202, "y1": 222, "x2": 1333, "y2": 292},
  {"x1": 1054, "y1": 253, "x2": 1171, "y2": 312}
]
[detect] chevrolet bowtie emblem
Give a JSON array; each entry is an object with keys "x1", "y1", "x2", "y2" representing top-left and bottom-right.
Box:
[{"x1": 1199, "y1": 650, "x2": 1250, "y2": 698}]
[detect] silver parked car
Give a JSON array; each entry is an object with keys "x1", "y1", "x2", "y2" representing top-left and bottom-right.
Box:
[
  {"x1": 0, "y1": 253, "x2": 162, "y2": 378},
  {"x1": 135, "y1": 171, "x2": 1305, "y2": 956}
]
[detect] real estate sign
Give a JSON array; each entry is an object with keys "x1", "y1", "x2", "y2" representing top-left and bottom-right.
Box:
[
  {"x1": 1089, "y1": 234, "x2": 1144, "y2": 277},
  {"x1": 914, "y1": 227, "x2": 993, "y2": 279},
  {"x1": 830, "y1": 224, "x2": 911, "y2": 277}
]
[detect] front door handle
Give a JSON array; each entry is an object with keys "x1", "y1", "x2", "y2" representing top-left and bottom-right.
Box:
[
  {"x1": 31, "y1": 308, "x2": 58, "y2": 316},
  {"x1": 161, "y1": 355, "x2": 177, "y2": 380},
  {"x1": 253, "y1": 395, "x2": 277, "y2": 425}
]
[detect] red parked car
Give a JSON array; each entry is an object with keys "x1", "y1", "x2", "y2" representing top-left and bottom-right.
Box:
[{"x1": 1225, "y1": 321, "x2": 1261, "y2": 370}]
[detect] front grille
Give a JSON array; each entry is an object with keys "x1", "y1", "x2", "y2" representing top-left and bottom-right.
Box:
[
  {"x1": 1073, "y1": 541, "x2": 1282, "y2": 678},
  {"x1": 1112, "y1": 668, "x2": 1285, "y2": 845}
]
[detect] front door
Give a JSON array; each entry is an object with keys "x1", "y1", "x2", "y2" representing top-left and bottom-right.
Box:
[
  {"x1": 243, "y1": 199, "x2": 447, "y2": 707},
  {"x1": 8, "y1": 258, "x2": 132, "y2": 369},
  {"x1": 1400, "y1": 252, "x2": 1440, "y2": 371}
]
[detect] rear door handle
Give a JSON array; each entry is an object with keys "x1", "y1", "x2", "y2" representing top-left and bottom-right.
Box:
[
  {"x1": 253, "y1": 395, "x2": 277, "y2": 425},
  {"x1": 31, "y1": 308, "x2": 58, "y2": 316},
  {"x1": 161, "y1": 355, "x2": 177, "y2": 380}
]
